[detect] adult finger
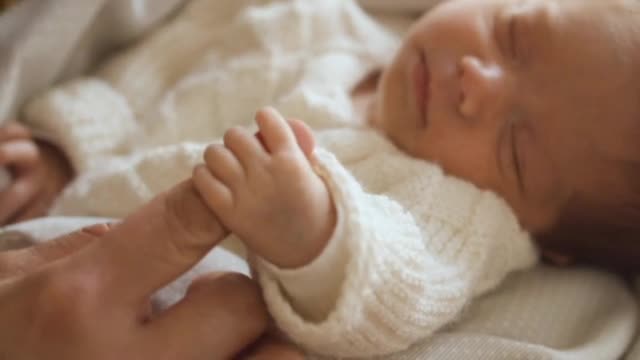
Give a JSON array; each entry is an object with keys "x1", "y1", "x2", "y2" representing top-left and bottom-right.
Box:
[
  {"x1": 140, "y1": 273, "x2": 268, "y2": 360},
  {"x1": 0, "y1": 176, "x2": 39, "y2": 225},
  {"x1": 0, "y1": 123, "x2": 31, "y2": 142},
  {"x1": 0, "y1": 139, "x2": 39, "y2": 168},
  {"x1": 255, "y1": 107, "x2": 297, "y2": 153},
  {"x1": 0, "y1": 223, "x2": 111, "y2": 279},
  {"x1": 85, "y1": 180, "x2": 229, "y2": 305}
]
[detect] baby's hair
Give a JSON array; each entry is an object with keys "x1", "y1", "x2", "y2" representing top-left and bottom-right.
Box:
[
  {"x1": 535, "y1": 0, "x2": 640, "y2": 273},
  {"x1": 537, "y1": 204, "x2": 640, "y2": 273},
  {"x1": 537, "y1": 118, "x2": 640, "y2": 272}
]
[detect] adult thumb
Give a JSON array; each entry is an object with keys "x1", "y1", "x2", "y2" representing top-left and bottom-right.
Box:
[
  {"x1": 86, "y1": 180, "x2": 230, "y2": 306},
  {"x1": 0, "y1": 223, "x2": 111, "y2": 280}
]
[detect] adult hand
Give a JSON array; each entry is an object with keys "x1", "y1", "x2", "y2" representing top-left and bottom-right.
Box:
[
  {"x1": 0, "y1": 181, "x2": 303, "y2": 359},
  {"x1": 0, "y1": 122, "x2": 73, "y2": 225}
]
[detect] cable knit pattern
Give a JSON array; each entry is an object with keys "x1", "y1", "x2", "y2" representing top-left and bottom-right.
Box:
[
  {"x1": 22, "y1": 0, "x2": 538, "y2": 357},
  {"x1": 257, "y1": 134, "x2": 536, "y2": 357},
  {"x1": 23, "y1": 79, "x2": 139, "y2": 173}
]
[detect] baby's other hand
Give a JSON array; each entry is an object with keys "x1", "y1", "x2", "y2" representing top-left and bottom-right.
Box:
[
  {"x1": 193, "y1": 108, "x2": 336, "y2": 269},
  {"x1": 0, "y1": 123, "x2": 73, "y2": 225}
]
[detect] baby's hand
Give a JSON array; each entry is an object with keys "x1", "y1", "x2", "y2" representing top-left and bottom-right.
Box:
[
  {"x1": 193, "y1": 108, "x2": 335, "y2": 269},
  {"x1": 0, "y1": 123, "x2": 73, "y2": 225}
]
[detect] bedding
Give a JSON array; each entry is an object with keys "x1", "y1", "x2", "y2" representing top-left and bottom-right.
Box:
[
  {"x1": 1, "y1": 1, "x2": 639, "y2": 359},
  {"x1": 0, "y1": 0, "x2": 185, "y2": 121},
  {"x1": 3, "y1": 217, "x2": 637, "y2": 360}
]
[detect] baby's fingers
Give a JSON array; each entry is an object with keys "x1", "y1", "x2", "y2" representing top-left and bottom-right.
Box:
[
  {"x1": 0, "y1": 175, "x2": 39, "y2": 225},
  {"x1": 0, "y1": 139, "x2": 39, "y2": 168},
  {"x1": 193, "y1": 165, "x2": 233, "y2": 216},
  {"x1": 204, "y1": 144, "x2": 244, "y2": 186},
  {"x1": 255, "y1": 107, "x2": 298, "y2": 153},
  {"x1": 0, "y1": 123, "x2": 31, "y2": 142},
  {"x1": 223, "y1": 127, "x2": 266, "y2": 171},
  {"x1": 287, "y1": 118, "x2": 316, "y2": 159}
]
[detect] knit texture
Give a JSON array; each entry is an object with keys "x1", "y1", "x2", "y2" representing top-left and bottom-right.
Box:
[{"x1": 22, "y1": 0, "x2": 538, "y2": 357}]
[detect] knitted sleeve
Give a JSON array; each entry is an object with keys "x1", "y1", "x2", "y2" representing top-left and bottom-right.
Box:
[
  {"x1": 255, "y1": 148, "x2": 539, "y2": 358},
  {"x1": 22, "y1": 78, "x2": 140, "y2": 175},
  {"x1": 50, "y1": 141, "x2": 205, "y2": 217}
]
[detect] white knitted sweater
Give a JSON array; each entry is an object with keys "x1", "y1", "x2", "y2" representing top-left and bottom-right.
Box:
[{"x1": 22, "y1": 0, "x2": 538, "y2": 357}]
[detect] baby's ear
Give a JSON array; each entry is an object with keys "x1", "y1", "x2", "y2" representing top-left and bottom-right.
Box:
[{"x1": 287, "y1": 118, "x2": 315, "y2": 159}]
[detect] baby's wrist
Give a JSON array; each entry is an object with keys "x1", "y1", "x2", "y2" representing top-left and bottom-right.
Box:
[{"x1": 280, "y1": 185, "x2": 337, "y2": 269}]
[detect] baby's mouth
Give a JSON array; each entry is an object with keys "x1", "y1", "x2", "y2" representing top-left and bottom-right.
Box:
[{"x1": 412, "y1": 52, "x2": 431, "y2": 128}]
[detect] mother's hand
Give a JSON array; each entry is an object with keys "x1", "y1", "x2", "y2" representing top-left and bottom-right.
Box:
[{"x1": 0, "y1": 181, "x2": 302, "y2": 359}]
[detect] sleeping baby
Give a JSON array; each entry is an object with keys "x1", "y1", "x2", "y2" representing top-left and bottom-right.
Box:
[{"x1": 2, "y1": 0, "x2": 640, "y2": 357}]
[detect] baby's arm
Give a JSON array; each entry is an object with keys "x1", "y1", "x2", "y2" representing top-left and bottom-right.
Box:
[
  {"x1": 0, "y1": 75, "x2": 137, "y2": 224},
  {"x1": 22, "y1": 79, "x2": 202, "y2": 218},
  {"x1": 22, "y1": 79, "x2": 139, "y2": 176},
  {"x1": 194, "y1": 109, "x2": 538, "y2": 357}
]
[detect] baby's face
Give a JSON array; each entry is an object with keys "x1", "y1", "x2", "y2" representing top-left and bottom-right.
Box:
[{"x1": 374, "y1": 0, "x2": 640, "y2": 233}]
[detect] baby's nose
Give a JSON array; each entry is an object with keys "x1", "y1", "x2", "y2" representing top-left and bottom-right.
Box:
[{"x1": 458, "y1": 55, "x2": 506, "y2": 119}]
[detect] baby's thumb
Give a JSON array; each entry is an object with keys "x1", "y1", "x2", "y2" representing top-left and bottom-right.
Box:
[{"x1": 287, "y1": 118, "x2": 315, "y2": 159}]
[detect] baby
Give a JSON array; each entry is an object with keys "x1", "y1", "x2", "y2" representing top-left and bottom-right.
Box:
[
  {"x1": 384, "y1": 0, "x2": 640, "y2": 272},
  {"x1": 2, "y1": 0, "x2": 640, "y2": 357}
]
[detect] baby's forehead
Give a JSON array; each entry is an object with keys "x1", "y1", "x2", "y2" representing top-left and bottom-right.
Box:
[{"x1": 513, "y1": 1, "x2": 640, "y2": 98}]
